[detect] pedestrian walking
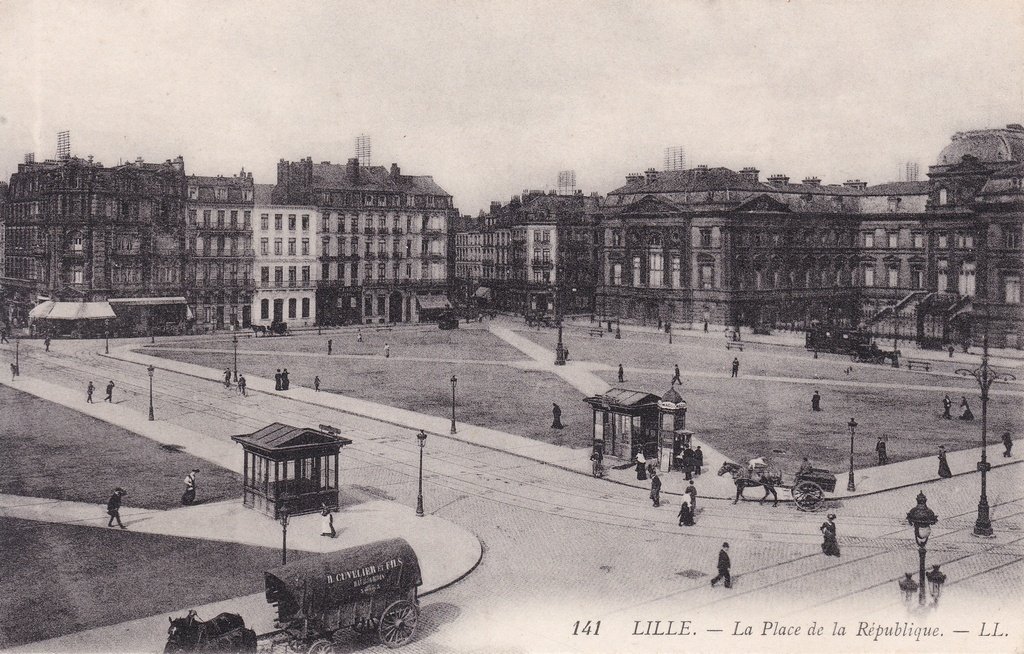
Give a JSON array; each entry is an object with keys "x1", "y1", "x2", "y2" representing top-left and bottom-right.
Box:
[
  {"x1": 275, "y1": 369, "x2": 282, "y2": 391},
  {"x1": 875, "y1": 436, "x2": 888, "y2": 465},
  {"x1": 678, "y1": 499, "x2": 694, "y2": 526},
  {"x1": 86, "y1": 381, "x2": 94, "y2": 403},
  {"x1": 320, "y1": 503, "x2": 337, "y2": 538},
  {"x1": 635, "y1": 452, "x2": 647, "y2": 481},
  {"x1": 357, "y1": 329, "x2": 363, "y2": 342},
  {"x1": 551, "y1": 402, "x2": 563, "y2": 429},
  {"x1": 617, "y1": 364, "x2": 624, "y2": 383},
  {"x1": 327, "y1": 339, "x2": 333, "y2": 355},
  {"x1": 704, "y1": 320, "x2": 709, "y2": 333},
  {"x1": 282, "y1": 369, "x2": 290, "y2": 390},
  {"x1": 937, "y1": 445, "x2": 952, "y2": 478},
  {"x1": 649, "y1": 472, "x2": 662, "y2": 507},
  {"x1": 182, "y1": 468, "x2": 199, "y2": 505},
  {"x1": 590, "y1": 448, "x2": 604, "y2": 478},
  {"x1": 693, "y1": 445, "x2": 704, "y2": 476},
  {"x1": 731, "y1": 357, "x2": 739, "y2": 378},
  {"x1": 685, "y1": 480, "x2": 697, "y2": 512},
  {"x1": 948, "y1": 345, "x2": 955, "y2": 358},
  {"x1": 107, "y1": 487, "x2": 127, "y2": 529},
  {"x1": 314, "y1": 375, "x2": 321, "y2": 392},
  {"x1": 681, "y1": 445, "x2": 695, "y2": 481},
  {"x1": 10, "y1": 362, "x2": 16, "y2": 381},
  {"x1": 710, "y1": 543, "x2": 731, "y2": 588},
  {"x1": 820, "y1": 513, "x2": 841, "y2": 557},
  {"x1": 942, "y1": 394, "x2": 952, "y2": 419},
  {"x1": 384, "y1": 343, "x2": 390, "y2": 358},
  {"x1": 44, "y1": 337, "x2": 51, "y2": 352},
  {"x1": 238, "y1": 375, "x2": 247, "y2": 396},
  {"x1": 105, "y1": 380, "x2": 115, "y2": 402},
  {"x1": 671, "y1": 364, "x2": 682, "y2": 385},
  {"x1": 1003, "y1": 431, "x2": 1013, "y2": 458},
  {"x1": 224, "y1": 369, "x2": 231, "y2": 388},
  {"x1": 0, "y1": 328, "x2": 8, "y2": 344},
  {"x1": 959, "y1": 396, "x2": 974, "y2": 420},
  {"x1": 811, "y1": 390, "x2": 821, "y2": 411}
]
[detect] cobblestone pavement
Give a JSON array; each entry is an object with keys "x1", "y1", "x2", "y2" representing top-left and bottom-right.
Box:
[{"x1": 3, "y1": 335, "x2": 1023, "y2": 653}]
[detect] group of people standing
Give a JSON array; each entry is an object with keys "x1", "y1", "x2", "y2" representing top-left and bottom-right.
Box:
[
  {"x1": 941, "y1": 394, "x2": 974, "y2": 420},
  {"x1": 274, "y1": 369, "x2": 291, "y2": 391}
]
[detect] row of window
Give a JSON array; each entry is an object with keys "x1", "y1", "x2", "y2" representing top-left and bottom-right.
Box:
[
  {"x1": 259, "y1": 238, "x2": 310, "y2": 256},
  {"x1": 189, "y1": 209, "x2": 252, "y2": 229},
  {"x1": 318, "y1": 213, "x2": 447, "y2": 234},
  {"x1": 315, "y1": 238, "x2": 444, "y2": 258},
  {"x1": 259, "y1": 298, "x2": 311, "y2": 320},
  {"x1": 187, "y1": 186, "x2": 254, "y2": 202},
  {"x1": 319, "y1": 261, "x2": 446, "y2": 284},
  {"x1": 194, "y1": 236, "x2": 253, "y2": 256},
  {"x1": 258, "y1": 213, "x2": 311, "y2": 232}
]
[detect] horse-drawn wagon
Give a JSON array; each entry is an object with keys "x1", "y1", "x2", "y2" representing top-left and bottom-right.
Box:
[
  {"x1": 718, "y1": 458, "x2": 837, "y2": 511},
  {"x1": 262, "y1": 538, "x2": 422, "y2": 652}
]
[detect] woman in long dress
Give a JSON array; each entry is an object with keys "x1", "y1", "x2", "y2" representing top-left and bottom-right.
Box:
[
  {"x1": 678, "y1": 499, "x2": 694, "y2": 526},
  {"x1": 320, "y1": 504, "x2": 336, "y2": 538},
  {"x1": 959, "y1": 397, "x2": 974, "y2": 421},
  {"x1": 635, "y1": 452, "x2": 648, "y2": 481},
  {"x1": 820, "y1": 513, "x2": 840, "y2": 557},
  {"x1": 938, "y1": 445, "x2": 952, "y2": 478}
]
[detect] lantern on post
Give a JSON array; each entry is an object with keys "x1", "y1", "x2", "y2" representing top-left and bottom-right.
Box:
[{"x1": 906, "y1": 491, "x2": 938, "y2": 607}]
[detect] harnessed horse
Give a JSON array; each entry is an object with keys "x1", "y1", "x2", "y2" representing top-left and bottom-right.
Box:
[
  {"x1": 164, "y1": 609, "x2": 257, "y2": 653},
  {"x1": 718, "y1": 461, "x2": 779, "y2": 507}
]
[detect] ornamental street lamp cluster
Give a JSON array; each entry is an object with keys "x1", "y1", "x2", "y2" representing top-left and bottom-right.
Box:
[
  {"x1": 903, "y1": 491, "x2": 942, "y2": 608},
  {"x1": 955, "y1": 331, "x2": 1015, "y2": 537}
]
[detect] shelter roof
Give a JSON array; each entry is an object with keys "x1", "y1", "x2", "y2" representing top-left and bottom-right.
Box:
[{"x1": 232, "y1": 422, "x2": 352, "y2": 454}]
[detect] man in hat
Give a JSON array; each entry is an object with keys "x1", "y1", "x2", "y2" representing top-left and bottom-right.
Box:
[
  {"x1": 1003, "y1": 431, "x2": 1013, "y2": 458},
  {"x1": 182, "y1": 469, "x2": 199, "y2": 505},
  {"x1": 86, "y1": 381, "x2": 95, "y2": 403},
  {"x1": 617, "y1": 364, "x2": 624, "y2": 383},
  {"x1": 105, "y1": 380, "x2": 115, "y2": 402},
  {"x1": 44, "y1": 336, "x2": 51, "y2": 352},
  {"x1": 649, "y1": 471, "x2": 662, "y2": 507},
  {"x1": 671, "y1": 364, "x2": 682, "y2": 385},
  {"x1": 107, "y1": 488, "x2": 127, "y2": 529},
  {"x1": 710, "y1": 543, "x2": 731, "y2": 588},
  {"x1": 731, "y1": 358, "x2": 740, "y2": 378},
  {"x1": 282, "y1": 368, "x2": 290, "y2": 390},
  {"x1": 238, "y1": 375, "x2": 247, "y2": 396},
  {"x1": 798, "y1": 457, "x2": 813, "y2": 476},
  {"x1": 314, "y1": 375, "x2": 321, "y2": 392},
  {"x1": 811, "y1": 390, "x2": 821, "y2": 411},
  {"x1": 942, "y1": 394, "x2": 952, "y2": 420},
  {"x1": 224, "y1": 369, "x2": 231, "y2": 388},
  {"x1": 327, "y1": 339, "x2": 333, "y2": 356},
  {"x1": 875, "y1": 436, "x2": 888, "y2": 465},
  {"x1": 275, "y1": 369, "x2": 282, "y2": 391},
  {"x1": 693, "y1": 446, "x2": 704, "y2": 477}
]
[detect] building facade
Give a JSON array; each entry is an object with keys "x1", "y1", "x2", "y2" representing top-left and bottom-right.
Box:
[
  {"x1": 1, "y1": 155, "x2": 188, "y2": 325},
  {"x1": 252, "y1": 186, "x2": 319, "y2": 327},
  {"x1": 271, "y1": 157, "x2": 456, "y2": 325},
  {"x1": 185, "y1": 172, "x2": 255, "y2": 330}
]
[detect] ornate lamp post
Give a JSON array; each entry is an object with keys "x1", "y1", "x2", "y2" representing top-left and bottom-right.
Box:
[
  {"x1": 416, "y1": 430, "x2": 427, "y2": 517},
  {"x1": 898, "y1": 572, "x2": 919, "y2": 605},
  {"x1": 555, "y1": 319, "x2": 566, "y2": 366},
  {"x1": 906, "y1": 491, "x2": 938, "y2": 607},
  {"x1": 147, "y1": 365, "x2": 155, "y2": 421},
  {"x1": 926, "y1": 564, "x2": 947, "y2": 606},
  {"x1": 847, "y1": 417, "x2": 857, "y2": 492},
  {"x1": 232, "y1": 332, "x2": 239, "y2": 382},
  {"x1": 956, "y1": 330, "x2": 1015, "y2": 537},
  {"x1": 279, "y1": 507, "x2": 290, "y2": 565},
  {"x1": 104, "y1": 322, "x2": 110, "y2": 355},
  {"x1": 450, "y1": 375, "x2": 457, "y2": 434}
]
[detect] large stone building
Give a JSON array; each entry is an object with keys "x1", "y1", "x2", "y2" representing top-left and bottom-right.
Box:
[
  {"x1": 251, "y1": 185, "x2": 319, "y2": 327},
  {"x1": 456, "y1": 190, "x2": 602, "y2": 314},
  {"x1": 1, "y1": 155, "x2": 188, "y2": 325},
  {"x1": 272, "y1": 157, "x2": 456, "y2": 324},
  {"x1": 185, "y1": 172, "x2": 255, "y2": 330}
]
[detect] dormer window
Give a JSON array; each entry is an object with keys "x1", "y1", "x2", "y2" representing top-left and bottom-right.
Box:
[
  {"x1": 215, "y1": 187, "x2": 228, "y2": 201},
  {"x1": 243, "y1": 189, "x2": 253, "y2": 201},
  {"x1": 188, "y1": 186, "x2": 198, "y2": 200}
]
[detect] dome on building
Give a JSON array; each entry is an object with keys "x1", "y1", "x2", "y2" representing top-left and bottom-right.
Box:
[
  {"x1": 658, "y1": 385, "x2": 686, "y2": 412},
  {"x1": 936, "y1": 125, "x2": 1024, "y2": 165}
]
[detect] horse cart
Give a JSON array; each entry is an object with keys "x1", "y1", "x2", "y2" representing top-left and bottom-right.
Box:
[
  {"x1": 164, "y1": 609, "x2": 257, "y2": 653},
  {"x1": 719, "y1": 459, "x2": 837, "y2": 511},
  {"x1": 262, "y1": 538, "x2": 422, "y2": 653},
  {"x1": 850, "y1": 342, "x2": 899, "y2": 366}
]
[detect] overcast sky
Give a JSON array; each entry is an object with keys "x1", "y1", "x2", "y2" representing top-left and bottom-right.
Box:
[{"x1": 1, "y1": 1, "x2": 1022, "y2": 214}]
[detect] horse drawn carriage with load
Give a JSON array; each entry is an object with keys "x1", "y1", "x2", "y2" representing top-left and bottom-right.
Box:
[
  {"x1": 718, "y1": 457, "x2": 837, "y2": 511},
  {"x1": 262, "y1": 538, "x2": 422, "y2": 652}
]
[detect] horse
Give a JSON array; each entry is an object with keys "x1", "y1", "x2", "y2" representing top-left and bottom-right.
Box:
[
  {"x1": 251, "y1": 325, "x2": 266, "y2": 338},
  {"x1": 718, "y1": 461, "x2": 779, "y2": 507},
  {"x1": 164, "y1": 609, "x2": 257, "y2": 653}
]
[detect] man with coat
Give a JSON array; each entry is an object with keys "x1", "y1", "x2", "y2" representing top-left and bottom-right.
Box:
[
  {"x1": 693, "y1": 445, "x2": 704, "y2": 477},
  {"x1": 875, "y1": 437, "x2": 888, "y2": 465},
  {"x1": 275, "y1": 369, "x2": 282, "y2": 391},
  {"x1": 681, "y1": 445, "x2": 695, "y2": 480},
  {"x1": 710, "y1": 543, "x2": 731, "y2": 588},
  {"x1": 618, "y1": 364, "x2": 624, "y2": 383},
  {"x1": 105, "y1": 380, "x2": 115, "y2": 402},
  {"x1": 107, "y1": 487, "x2": 127, "y2": 529},
  {"x1": 671, "y1": 364, "x2": 682, "y2": 385},
  {"x1": 1003, "y1": 431, "x2": 1013, "y2": 458},
  {"x1": 182, "y1": 469, "x2": 199, "y2": 505},
  {"x1": 942, "y1": 394, "x2": 952, "y2": 419},
  {"x1": 551, "y1": 403, "x2": 563, "y2": 429}
]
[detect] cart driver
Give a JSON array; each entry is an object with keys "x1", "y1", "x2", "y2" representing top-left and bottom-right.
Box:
[{"x1": 797, "y1": 457, "x2": 813, "y2": 476}]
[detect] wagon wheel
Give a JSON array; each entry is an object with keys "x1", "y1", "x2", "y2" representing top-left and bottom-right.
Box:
[
  {"x1": 306, "y1": 639, "x2": 334, "y2": 654},
  {"x1": 378, "y1": 600, "x2": 419, "y2": 648},
  {"x1": 792, "y1": 480, "x2": 825, "y2": 511}
]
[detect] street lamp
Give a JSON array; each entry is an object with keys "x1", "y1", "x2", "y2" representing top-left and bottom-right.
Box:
[
  {"x1": 450, "y1": 375, "x2": 457, "y2": 434},
  {"x1": 898, "y1": 572, "x2": 919, "y2": 604},
  {"x1": 279, "y1": 507, "x2": 290, "y2": 565},
  {"x1": 416, "y1": 430, "x2": 427, "y2": 517},
  {"x1": 956, "y1": 329, "x2": 1015, "y2": 537},
  {"x1": 104, "y1": 327, "x2": 109, "y2": 355},
  {"x1": 555, "y1": 318, "x2": 566, "y2": 366},
  {"x1": 926, "y1": 564, "x2": 946, "y2": 606},
  {"x1": 232, "y1": 333, "x2": 239, "y2": 382},
  {"x1": 906, "y1": 491, "x2": 938, "y2": 607},
  {"x1": 147, "y1": 365, "x2": 155, "y2": 421},
  {"x1": 847, "y1": 417, "x2": 857, "y2": 492}
]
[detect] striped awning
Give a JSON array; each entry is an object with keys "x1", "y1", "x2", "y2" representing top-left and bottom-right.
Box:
[
  {"x1": 32, "y1": 301, "x2": 116, "y2": 320},
  {"x1": 416, "y1": 295, "x2": 452, "y2": 310}
]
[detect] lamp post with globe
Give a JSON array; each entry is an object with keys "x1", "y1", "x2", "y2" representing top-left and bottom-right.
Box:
[{"x1": 906, "y1": 491, "x2": 938, "y2": 607}]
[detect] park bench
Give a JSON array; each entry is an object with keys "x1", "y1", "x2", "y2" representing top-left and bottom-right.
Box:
[
  {"x1": 725, "y1": 341, "x2": 744, "y2": 351},
  {"x1": 904, "y1": 358, "x2": 931, "y2": 372},
  {"x1": 588, "y1": 328, "x2": 604, "y2": 337},
  {"x1": 374, "y1": 324, "x2": 393, "y2": 332}
]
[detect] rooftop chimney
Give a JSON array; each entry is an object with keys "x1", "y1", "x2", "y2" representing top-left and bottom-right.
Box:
[
  {"x1": 645, "y1": 168, "x2": 659, "y2": 183},
  {"x1": 739, "y1": 167, "x2": 760, "y2": 182},
  {"x1": 625, "y1": 173, "x2": 644, "y2": 184},
  {"x1": 490, "y1": 201, "x2": 502, "y2": 214},
  {"x1": 390, "y1": 163, "x2": 401, "y2": 178},
  {"x1": 347, "y1": 157, "x2": 360, "y2": 182},
  {"x1": 767, "y1": 174, "x2": 789, "y2": 186},
  {"x1": 801, "y1": 176, "x2": 821, "y2": 187},
  {"x1": 843, "y1": 179, "x2": 868, "y2": 190}
]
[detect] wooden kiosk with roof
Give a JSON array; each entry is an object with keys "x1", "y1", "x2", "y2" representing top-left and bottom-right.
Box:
[
  {"x1": 232, "y1": 422, "x2": 352, "y2": 519},
  {"x1": 583, "y1": 388, "x2": 661, "y2": 460}
]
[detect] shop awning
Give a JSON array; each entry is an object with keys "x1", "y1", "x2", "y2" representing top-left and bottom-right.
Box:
[
  {"x1": 473, "y1": 287, "x2": 492, "y2": 299},
  {"x1": 28, "y1": 301, "x2": 55, "y2": 319},
  {"x1": 416, "y1": 295, "x2": 452, "y2": 310},
  {"x1": 108, "y1": 296, "x2": 188, "y2": 306},
  {"x1": 37, "y1": 301, "x2": 116, "y2": 320}
]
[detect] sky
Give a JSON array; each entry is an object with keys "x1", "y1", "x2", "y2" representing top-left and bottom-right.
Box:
[{"x1": 1, "y1": 1, "x2": 1022, "y2": 214}]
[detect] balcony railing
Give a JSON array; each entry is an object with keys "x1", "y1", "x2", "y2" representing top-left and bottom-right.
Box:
[
  {"x1": 531, "y1": 258, "x2": 554, "y2": 268},
  {"x1": 363, "y1": 228, "x2": 374, "y2": 235}
]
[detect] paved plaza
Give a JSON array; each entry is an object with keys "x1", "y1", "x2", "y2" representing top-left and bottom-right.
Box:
[{"x1": 1, "y1": 320, "x2": 1023, "y2": 653}]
